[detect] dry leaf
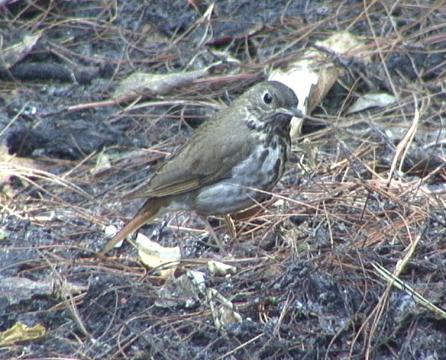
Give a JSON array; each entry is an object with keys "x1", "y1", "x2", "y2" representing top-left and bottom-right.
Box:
[
  {"x1": 0, "y1": 144, "x2": 42, "y2": 184},
  {"x1": 0, "y1": 322, "x2": 46, "y2": 346},
  {"x1": 269, "y1": 31, "x2": 368, "y2": 140},
  {"x1": 90, "y1": 151, "x2": 111, "y2": 175},
  {"x1": 137, "y1": 233, "x2": 181, "y2": 277},
  {"x1": 113, "y1": 63, "x2": 221, "y2": 100},
  {"x1": 207, "y1": 260, "x2": 236, "y2": 276},
  {"x1": 347, "y1": 92, "x2": 396, "y2": 114},
  {"x1": 155, "y1": 270, "x2": 206, "y2": 308},
  {"x1": 0, "y1": 32, "x2": 42, "y2": 69},
  {"x1": 0, "y1": 276, "x2": 87, "y2": 305},
  {"x1": 207, "y1": 288, "x2": 242, "y2": 330}
]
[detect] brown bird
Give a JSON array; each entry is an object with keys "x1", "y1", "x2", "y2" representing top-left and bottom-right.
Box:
[{"x1": 99, "y1": 81, "x2": 302, "y2": 256}]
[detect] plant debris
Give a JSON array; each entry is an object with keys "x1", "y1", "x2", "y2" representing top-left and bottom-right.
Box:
[{"x1": 1, "y1": 1, "x2": 445, "y2": 359}]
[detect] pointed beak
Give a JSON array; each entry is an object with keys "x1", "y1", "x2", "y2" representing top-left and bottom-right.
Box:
[{"x1": 276, "y1": 107, "x2": 305, "y2": 118}]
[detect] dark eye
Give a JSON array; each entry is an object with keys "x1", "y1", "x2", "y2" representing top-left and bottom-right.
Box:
[{"x1": 263, "y1": 92, "x2": 273, "y2": 104}]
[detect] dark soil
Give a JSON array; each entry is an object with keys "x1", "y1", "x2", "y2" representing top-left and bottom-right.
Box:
[{"x1": 1, "y1": 1, "x2": 445, "y2": 359}]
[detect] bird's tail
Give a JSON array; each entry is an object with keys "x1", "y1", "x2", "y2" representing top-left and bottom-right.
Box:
[{"x1": 98, "y1": 197, "x2": 165, "y2": 256}]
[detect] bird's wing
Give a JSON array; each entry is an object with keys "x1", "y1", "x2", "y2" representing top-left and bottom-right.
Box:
[{"x1": 138, "y1": 115, "x2": 254, "y2": 198}]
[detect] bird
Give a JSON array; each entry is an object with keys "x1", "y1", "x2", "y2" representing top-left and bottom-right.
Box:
[{"x1": 99, "y1": 80, "x2": 302, "y2": 256}]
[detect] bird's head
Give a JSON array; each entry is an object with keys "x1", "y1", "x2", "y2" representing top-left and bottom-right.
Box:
[{"x1": 239, "y1": 81, "x2": 303, "y2": 131}]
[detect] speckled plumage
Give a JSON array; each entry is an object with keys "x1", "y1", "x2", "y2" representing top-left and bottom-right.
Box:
[{"x1": 99, "y1": 81, "x2": 301, "y2": 255}]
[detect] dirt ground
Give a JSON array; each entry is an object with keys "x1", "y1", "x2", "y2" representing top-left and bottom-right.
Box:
[{"x1": 1, "y1": 1, "x2": 446, "y2": 359}]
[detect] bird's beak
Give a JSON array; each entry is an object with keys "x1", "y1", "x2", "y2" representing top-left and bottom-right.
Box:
[{"x1": 276, "y1": 107, "x2": 305, "y2": 118}]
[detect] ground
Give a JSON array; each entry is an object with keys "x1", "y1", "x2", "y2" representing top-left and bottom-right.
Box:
[{"x1": 0, "y1": 0, "x2": 445, "y2": 359}]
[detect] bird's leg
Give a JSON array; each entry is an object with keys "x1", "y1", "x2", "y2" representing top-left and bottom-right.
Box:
[
  {"x1": 196, "y1": 214, "x2": 227, "y2": 253},
  {"x1": 204, "y1": 219, "x2": 226, "y2": 253},
  {"x1": 156, "y1": 220, "x2": 168, "y2": 242},
  {"x1": 223, "y1": 214, "x2": 237, "y2": 239}
]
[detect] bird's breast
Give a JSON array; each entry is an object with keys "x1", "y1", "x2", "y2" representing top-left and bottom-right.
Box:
[
  {"x1": 190, "y1": 132, "x2": 289, "y2": 215},
  {"x1": 232, "y1": 132, "x2": 289, "y2": 189}
]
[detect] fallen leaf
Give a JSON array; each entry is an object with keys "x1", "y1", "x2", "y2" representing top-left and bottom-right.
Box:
[
  {"x1": 207, "y1": 260, "x2": 236, "y2": 276},
  {"x1": 0, "y1": 31, "x2": 42, "y2": 69},
  {"x1": 269, "y1": 31, "x2": 368, "y2": 140},
  {"x1": 113, "y1": 63, "x2": 222, "y2": 100},
  {"x1": 155, "y1": 270, "x2": 206, "y2": 308},
  {"x1": 347, "y1": 92, "x2": 396, "y2": 114},
  {"x1": 137, "y1": 233, "x2": 181, "y2": 278},
  {"x1": 0, "y1": 322, "x2": 46, "y2": 346}
]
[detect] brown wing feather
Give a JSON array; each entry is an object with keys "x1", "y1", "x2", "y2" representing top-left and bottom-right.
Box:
[{"x1": 136, "y1": 106, "x2": 254, "y2": 199}]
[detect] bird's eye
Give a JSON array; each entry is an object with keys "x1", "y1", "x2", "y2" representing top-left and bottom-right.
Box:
[{"x1": 263, "y1": 92, "x2": 273, "y2": 104}]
